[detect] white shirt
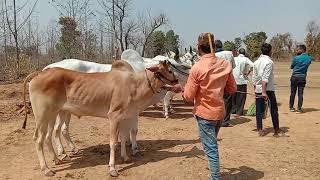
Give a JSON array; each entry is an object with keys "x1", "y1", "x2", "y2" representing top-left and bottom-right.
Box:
[
  {"x1": 233, "y1": 54, "x2": 254, "y2": 85},
  {"x1": 252, "y1": 55, "x2": 275, "y2": 93},
  {"x1": 215, "y1": 51, "x2": 236, "y2": 69}
]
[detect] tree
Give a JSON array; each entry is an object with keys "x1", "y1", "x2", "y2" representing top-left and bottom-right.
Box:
[
  {"x1": 315, "y1": 33, "x2": 320, "y2": 61},
  {"x1": 140, "y1": 12, "x2": 168, "y2": 57},
  {"x1": 223, "y1": 41, "x2": 236, "y2": 51},
  {"x1": 165, "y1": 30, "x2": 179, "y2": 52},
  {"x1": 98, "y1": 0, "x2": 138, "y2": 58},
  {"x1": 56, "y1": 17, "x2": 81, "y2": 59},
  {"x1": 4, "y1": 0, "x2": 39, "y2": 78},
  {"x1": 234, "y1": 37, "x2": 242, "y2": 50},
  {"x1": 243, "y1": 31, "x2": 267, "y2": 59},
  {"x1": 146, "y1": 30, "x2": 166, "y2": 57},
  {"x1": 270, "y1": 33, "x2": 293, "y2": 59},
  {"x1": 305, "y1": 21, "x2": 320, "y2": 59}
]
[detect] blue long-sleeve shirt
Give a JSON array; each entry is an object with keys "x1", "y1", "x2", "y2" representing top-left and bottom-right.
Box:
[{"x1": 291, "y1": 53, "x2": 312, "y2": 77}]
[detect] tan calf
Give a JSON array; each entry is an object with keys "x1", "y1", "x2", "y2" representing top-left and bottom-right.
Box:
[{"x1": 23, "y1": 60, "x2": 177, "y2": 177}]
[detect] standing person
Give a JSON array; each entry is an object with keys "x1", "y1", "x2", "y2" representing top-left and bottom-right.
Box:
[
  {"x1": 215, "y1": 40, "x2": 236, "y2": 127},
  {"x1": 171, "y1": 33, "x2": 236, "y2": 180},
  {"x1": 289, "y1": 45, "x2": 312, "y2": 113},
  {"x1": 252, "y1": 43, "x2": 281, "y2": 137},
  {"x1": 232, "y1": 48, "x2": 254, "y2": 116}
]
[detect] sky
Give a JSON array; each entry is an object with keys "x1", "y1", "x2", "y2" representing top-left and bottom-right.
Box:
[{"x1": 36, "y1": 0, "x2": 320, "y2": 47}]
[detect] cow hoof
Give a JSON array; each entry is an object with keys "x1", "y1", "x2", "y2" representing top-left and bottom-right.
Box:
[
  {"x1": 44, "y1": 169, "x2": 56, "y2": 176},
  {"x1": 71, "y1": 148, "x2": 79, "y2": 155},
  {"x1": 132, "y1": 149, "x2": 139, "y2": 156},
  {"x1": 165, "y1": 116, "x2": 169, "y2": 120},
  {"x1": 109, "y1": 169, "x2": 119, "y2": 177},
  {"x1": 122, "y1": 157, "x2": 132, "y2": 164},
  {"x1": 61, "y1": 154, "x2": 71, "y2": 162},
  {"x1": 53, "y1": 158, "x2": 64, "y2": 165}
]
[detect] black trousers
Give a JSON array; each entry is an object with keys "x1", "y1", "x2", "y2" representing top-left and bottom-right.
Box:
[
  {"x1": 232, "y1": 84, "x2": 247, "y2": 116},
  {"x1": 256, "y1": 91, "x2": 279, "y2": 130},
  {"x1": 289, "y1": 75, "x2": 306, "y2": 110},
  {"x1": 223, "y1": 93, "x2": 233, "y2": 125}
]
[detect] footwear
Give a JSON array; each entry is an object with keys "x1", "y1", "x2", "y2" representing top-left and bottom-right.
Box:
[
  {"x1": 273, "y1": 129, "x2": 284, "y2": 137},
  {"x1": 297, "y1": 109, "x2": 304, "y2": 114},
  {"x1": 258, "y1": 129, "x2": 266, "y2": 137},
  {"x1": 290, "y1": 108, "x2": 295, "y2": 112}
]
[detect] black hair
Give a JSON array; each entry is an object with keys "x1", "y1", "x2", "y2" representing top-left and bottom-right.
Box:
[
  {"x1": 239, "y1": 48, "x2": 246, "y2": 55},
  {"x1": 199, "y1": 44, "x2": 213, "y2": 54},
  {"x1": 215, "y1": 40, "x2": 223, "y2": 49},
  {"x1": 261, "y1": 43, "x2": 272, "y2": 55},
  {"x1": 297, "y1": 44, "x2": 307, "y2": 52}
]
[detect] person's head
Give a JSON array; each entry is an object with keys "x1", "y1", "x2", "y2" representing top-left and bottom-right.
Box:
[
  {"x1": 238, "y1": 48, "x2": 246, "y2": 56},
  {"x1": 261, "y1": 43, "x2": 272, "y2": 56},
  {"x1": 295, "y1": 44, "x2": 307, "y2": 55},
  {"x1": 214, "y1": 40, "x2": 223, "y2": 50},
  {"x1": 197, "y1": 33, "x2": 215, "y2": 55}
]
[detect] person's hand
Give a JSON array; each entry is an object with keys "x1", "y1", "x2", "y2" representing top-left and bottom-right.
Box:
[
  {"x1": 262, "y1": 92, "x2": 268, "y2": 100},
  {"x1": 170, "y1": 84, "x2": 183, "y2": 93}
]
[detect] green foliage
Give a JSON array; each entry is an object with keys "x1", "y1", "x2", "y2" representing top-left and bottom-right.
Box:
[
  {"x1": 147, "y1": 30, "x2": 180, "y2": 57},
  {"x1": 243, "y1": 31, "x2": 268, "y2": 59},
  {"x1": 223, "y1": 41, "x2": 236, "y2": 51},
  {"x1": 56, "y1": 16, "x2": 81, "y2": 59},
  {"x1": 149, "y1": 31, "x2": 166, "y2": 56},
  {"x1": 165, "y1": 30, "x2": 179, "y2": 52}
]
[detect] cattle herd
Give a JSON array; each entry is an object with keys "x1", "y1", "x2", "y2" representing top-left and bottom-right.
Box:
[{"x1": 22, "y1": 49, "x2": 196, "y2": 176}]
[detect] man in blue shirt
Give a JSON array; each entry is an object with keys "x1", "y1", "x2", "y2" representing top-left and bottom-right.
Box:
[{"x1": 289, "y1": 45, "x2": 312, "y2": 113}]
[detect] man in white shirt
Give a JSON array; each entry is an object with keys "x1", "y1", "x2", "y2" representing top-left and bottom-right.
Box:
[
  {"x1": 215, "y1": 40, "x2": 235, "y2": 127},
  {"x1": 232, "y1": 48, "x2": 254, "y2": 116},
  {"x1": 252, "y1": 43, "x2": 281, "y2": 137}
]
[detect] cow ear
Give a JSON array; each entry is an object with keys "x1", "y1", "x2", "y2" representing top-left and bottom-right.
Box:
[
  {"x1": 146, "y1": 66, "x2": 160, "y2": 72},
  {"x1": 185, "y1": 48, "x2": 187, "y2": 53}
]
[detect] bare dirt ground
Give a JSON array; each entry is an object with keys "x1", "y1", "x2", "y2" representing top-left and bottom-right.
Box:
[{"x1": 0, "y1": 62, "x2": 319, "y2": 180}]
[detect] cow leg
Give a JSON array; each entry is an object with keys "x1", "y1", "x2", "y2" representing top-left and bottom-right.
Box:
[
  {"x1": 46, "y1": 118, "x2": 63, "y2": 165},
  {"x1": 61, "y1": 113, "x2": 78, "y2": 154},
  {"x1": 54, "y1": 111, "x2": 71, "y2": 161},
  {"x1": 163, "y1": 92, "x2": 175, "y2": 119},
  {"x1": 130, "y1": 116, "x2": 139, "y2": 156},
  {"x1": 34, "y1": 113, "x2": 55, "y2": 176},
  {"x1": 108, "y1": 112, "x2": 121, "y2": 177},
  {"x1": 54, "y1": 112, "x2": 65, "y2": 156},
  {"x1": 120, "y1": 130, "x2": 130, "y2": 162}
]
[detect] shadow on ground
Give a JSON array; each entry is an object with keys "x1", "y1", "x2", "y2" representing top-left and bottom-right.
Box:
[
  {"x1": 222, "y1": 166, "x2": 264, "y2": 180},
  {"x1": 55, "y1": 139, "x2": 201, "y2": 173}
]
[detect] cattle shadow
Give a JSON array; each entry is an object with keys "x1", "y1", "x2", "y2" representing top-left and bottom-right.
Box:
[
  {"x1": 55, "y1": 139, "x2": 201, "y2": 172},
  {"x1": 222, "y1": 166, "x2": 264, "y2": 180}
]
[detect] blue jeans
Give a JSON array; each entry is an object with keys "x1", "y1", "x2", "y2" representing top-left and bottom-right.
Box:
[{"x1": 196, "y1": 116, "x2": 221, "y2": 180}]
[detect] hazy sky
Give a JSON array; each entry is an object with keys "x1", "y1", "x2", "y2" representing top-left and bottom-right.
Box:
[{"x1": 37, "y1": 0, "x2": 320, "y2": 46}]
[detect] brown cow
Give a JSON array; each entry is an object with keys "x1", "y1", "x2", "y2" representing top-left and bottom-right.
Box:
[{"x1": 23, "y1": 60, "x2": 178, "y2": 177}]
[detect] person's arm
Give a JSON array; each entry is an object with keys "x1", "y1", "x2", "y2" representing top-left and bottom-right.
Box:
[
  {"x1": 182, "y1": 67, "x2": 199, "y2": 102},
  {"x1": 261, "y1": 62, "x2": 273, "y2": 99},
  {"x1": 290, "y1": 57, "x2": 296, "y2": 69},
  {"x1": 247, "y1": 58, "x2": 254, "y2": 73},
  {"x1": 252, "y1": 64, "x2": 257, "y2": 90}
]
